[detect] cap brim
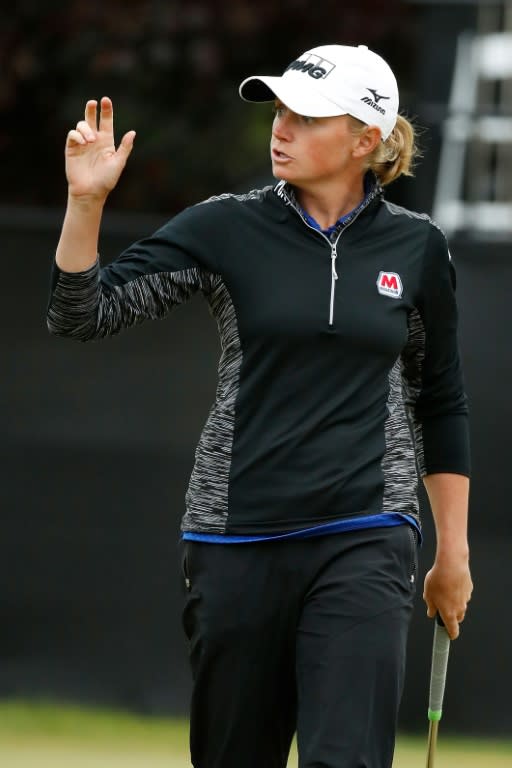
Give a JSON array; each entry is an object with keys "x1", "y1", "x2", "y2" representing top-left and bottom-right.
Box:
[{"x1": 239, "y1": 75, "x2": 347, "y2": 118}]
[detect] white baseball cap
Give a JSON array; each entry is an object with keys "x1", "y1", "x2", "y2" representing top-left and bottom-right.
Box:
[{"x1": 239, "y1": 44, "x2": 399, "y2": 140}]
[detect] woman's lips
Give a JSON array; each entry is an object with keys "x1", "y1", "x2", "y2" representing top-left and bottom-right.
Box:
[{"x1": 272, "y1": 148, "x2": 293, "y2": 163}]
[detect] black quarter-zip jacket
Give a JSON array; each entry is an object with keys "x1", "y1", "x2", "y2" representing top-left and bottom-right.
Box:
[{"x1": 47, "y1": 182, "x2": 470, "y2": 535}]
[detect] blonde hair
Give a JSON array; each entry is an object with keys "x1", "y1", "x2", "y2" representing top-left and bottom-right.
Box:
[{"x1": 348, "y1": 114, "x2": 420, "y2": 186}]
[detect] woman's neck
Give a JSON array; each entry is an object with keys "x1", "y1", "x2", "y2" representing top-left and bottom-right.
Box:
[{"x1": 294, "y1": 175, "x2": 366, "y2": 230}]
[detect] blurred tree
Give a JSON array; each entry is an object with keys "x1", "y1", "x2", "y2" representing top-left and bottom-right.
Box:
[{"x1": 0, "y1": 0, "x2": 418, "y2": 213}]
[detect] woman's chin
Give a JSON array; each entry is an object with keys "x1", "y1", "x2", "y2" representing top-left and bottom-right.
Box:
[{"x1": 271, "y1": 165, "x2": 295, "y2": 183}]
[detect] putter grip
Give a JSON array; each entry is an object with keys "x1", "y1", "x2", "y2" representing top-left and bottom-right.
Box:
[{"x1": 428, "y1": 620, "x2": 450, "y2": 722}]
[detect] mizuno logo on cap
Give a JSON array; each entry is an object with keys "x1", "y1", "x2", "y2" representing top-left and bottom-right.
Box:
[
  {"x1": 285, "y1": 53, "x2": 336, "y2": 80},
  {"x1": 361, "y1": 88, "x2": 390, "y2": 115},
  {"x1": 366, "y1": 88, "x2": 390, "y2": 104}
]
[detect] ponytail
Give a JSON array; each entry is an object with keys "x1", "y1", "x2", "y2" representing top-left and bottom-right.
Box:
[{"x1": 348, "y1": 114, "x2": 421, "y2": 186}]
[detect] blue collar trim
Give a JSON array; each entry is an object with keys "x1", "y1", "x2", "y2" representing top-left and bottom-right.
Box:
[
  {"x1": 299, "y1": 172, "x2": 376, "y2": 235},
  {"x1": 275, "y1": 172, "x2": 381, "y2": 240}
]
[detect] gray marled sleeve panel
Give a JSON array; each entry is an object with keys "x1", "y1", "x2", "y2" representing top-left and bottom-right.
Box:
[
  {"x1": 47, "y1": 260, "x2": 102, "y2": 341},
  {"x1": 47, "y1": 259, "x2": 210, "y2": 341}
]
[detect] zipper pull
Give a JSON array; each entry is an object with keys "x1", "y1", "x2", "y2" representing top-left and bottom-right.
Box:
[
  {"x1": 331, "y1": 247, "x2": 338, "y2": 280},
  {"x1": 329, "y1": 244, "x2": 338, "y2": 326}
]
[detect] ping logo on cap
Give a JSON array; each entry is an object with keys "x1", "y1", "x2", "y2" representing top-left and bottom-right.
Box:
[
  {"x1": 285, "y1": 53, "x2": 336, "y2": 80},
  {"x1": 377, "y1": 271, "x2": 403, "y2": 299}
]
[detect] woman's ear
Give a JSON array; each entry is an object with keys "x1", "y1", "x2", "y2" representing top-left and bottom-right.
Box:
[{"x1": 352, "y1": 126, "x2": 381, "y2": 158}]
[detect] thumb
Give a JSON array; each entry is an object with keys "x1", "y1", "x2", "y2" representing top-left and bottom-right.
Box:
[
  {"x1": 423, "y1": 587, "x2": 437, "y2": 619},
  {"x1": 117, "y1": 130, "x2": 136, "y2": 162}
]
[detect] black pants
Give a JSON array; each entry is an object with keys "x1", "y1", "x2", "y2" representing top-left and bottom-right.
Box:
[{"x1": 180, "y1": 524, "x2": 417, "y2": 768}]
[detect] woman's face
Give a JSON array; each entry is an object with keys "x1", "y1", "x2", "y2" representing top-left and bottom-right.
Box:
[{"x1": 270, "y1": 100, "x2": 368, "y2": 187}]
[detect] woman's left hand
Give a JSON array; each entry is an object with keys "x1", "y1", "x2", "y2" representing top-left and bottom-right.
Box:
[{"x1": 423, "y1": 554, "x2": 473, "y2": 640}]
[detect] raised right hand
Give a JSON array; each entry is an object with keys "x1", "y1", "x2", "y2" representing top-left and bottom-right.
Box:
[{"x1": 65, "y1": 96, "x2": 135, "y2": 202}]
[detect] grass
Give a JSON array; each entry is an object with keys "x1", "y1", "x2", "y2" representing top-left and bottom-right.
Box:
[{"x1": 0, "y1": 699, "x2": 511, "y2": 767}]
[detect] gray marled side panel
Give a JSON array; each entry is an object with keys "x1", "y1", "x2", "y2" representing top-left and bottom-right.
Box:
[
  {"x1": 382, "y1": 358, "x2": 420, "y2": 521},
  {"x1": 401, "y1": 309, "x2": 426, "y2": 476},
  {"x1": 382, "y1": 309, "x2": 427, "y2": 522},
  {"x1": 182, "y1": 276, "x2": 241, "y2": 533}
]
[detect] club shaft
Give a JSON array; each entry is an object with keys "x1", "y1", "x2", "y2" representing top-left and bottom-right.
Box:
[{"x1": 426, "y1": 720, "x2": 439, "y2": 768}]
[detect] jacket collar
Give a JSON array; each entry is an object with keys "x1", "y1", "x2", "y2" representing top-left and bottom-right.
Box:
[{"x1": 273, "y1": 172, "x2": 383, "y2": 240}]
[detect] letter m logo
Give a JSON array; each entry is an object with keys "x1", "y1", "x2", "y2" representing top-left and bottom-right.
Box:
[{"x1": 377, "y1": 271, "x2": 403, "y2": 299}]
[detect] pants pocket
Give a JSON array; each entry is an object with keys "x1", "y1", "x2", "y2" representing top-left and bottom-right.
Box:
[
  {"x1": 405, "y1": 525, "x2": 418, "y2": 589},
  {"x1": 180, "y1": 542, "x2": 202, "y2": 643},
  {"x1": 180, "y1": 541, "x2": 191, "y2": 592}
]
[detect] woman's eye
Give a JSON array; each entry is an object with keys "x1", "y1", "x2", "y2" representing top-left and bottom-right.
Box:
[
  {"x1": 273, "y1": 105, "x2": 284, "y2": 117},
  {"x1": 302, "y1": 115, "x2": 315, "y2": 125}
]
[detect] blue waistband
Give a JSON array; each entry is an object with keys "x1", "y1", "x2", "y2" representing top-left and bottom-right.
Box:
[{"x1": 182, "y1": 512, "x2": 421, "y2": 545}]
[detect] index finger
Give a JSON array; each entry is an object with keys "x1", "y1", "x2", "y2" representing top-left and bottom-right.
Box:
[{"x1": 439, "y1": 612, "x2": 460, "y2": 641}]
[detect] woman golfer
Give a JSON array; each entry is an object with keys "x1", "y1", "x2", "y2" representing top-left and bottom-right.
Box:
[{"x1": 48, "y1": 44, "x2": 472, "y2": 768}]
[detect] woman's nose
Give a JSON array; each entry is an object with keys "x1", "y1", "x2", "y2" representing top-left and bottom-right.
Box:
[{"x1": 273, "y1": 113, "x2": 292, "y2": 140}]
